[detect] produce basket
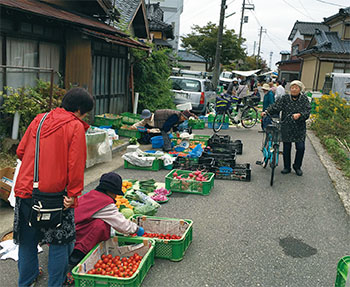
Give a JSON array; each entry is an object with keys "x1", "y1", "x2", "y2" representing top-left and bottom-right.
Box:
[
  {"x1": 72, "y1": 236, "x2": 155, "y2": 287},
  {"x1": 94, "y1": 114, "x2": 122, "y2": 129},
  {"x1": 213, "y1": 163, "x2": 251, "y2": 182},
  {"x1": 118, "y1": 127, "x2": 141, "y2": 139},
  {"x1": 208, "y1": 134, "x2": 231, "y2": 145},
  {"x1": 124, "y1": 159, "x2": 163, "y2": 171},
  {"x1": 131, "y1": 215, "x2": 193, "y2": 261},
  {"x1": 165, "y1": 169, "x2": 215, "y2": 195},
  {"x1": 193, "y1": 135, "x2": 210, "y2": 144},
  {"x1": 188, "y1": 119, "x2": 205, "y2": 129},
  {"x1": 121, "y1": 112, "x2": 142, "y2": 125},
  {"x1": 208, "y1": 140, "x2": 243, "y2": 155}
]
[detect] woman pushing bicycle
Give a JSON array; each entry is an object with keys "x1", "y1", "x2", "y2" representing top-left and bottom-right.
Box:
[{"x1": 261, "y1": 80, "x2": 311, "y2": 176}]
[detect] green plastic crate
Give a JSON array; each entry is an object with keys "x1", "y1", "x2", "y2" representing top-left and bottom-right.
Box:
[
  {"x1": 121, "y1": 112, "x2": 142, "y2": 125},
  {"x1": 208, "y1": 113, "x2": 229, "y2": 123},
  {"x1": 72, "y1": 236, "x2": 155, "y2": 287},
  {"x1": 335, "y1": 256, "x2": 350, "y2": 287},
  {"x1": 131, "y1": 215, "x2": 193, "y2": 261},
  {"x1": 118, "y1": 128, "x2": 141, "y2": 139},
  {"x1": 94, "y1": 114, "x2": 122, "y2": 128},
  {"x1": 188, "y1": 119, "x2": 205, "y2": 129},
  {"x1": 124, "y1": 159, "x2": 163, "y2": 171},
  {"x1": 165, "y1": 169, "x2": 215, "y2": 195}
]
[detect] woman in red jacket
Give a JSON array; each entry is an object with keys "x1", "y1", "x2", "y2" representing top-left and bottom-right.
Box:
[{"x1": 13, "y1": 87, "x2": 94, "y2": 287}]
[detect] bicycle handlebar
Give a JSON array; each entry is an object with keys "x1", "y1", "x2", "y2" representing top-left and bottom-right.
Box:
[{"x1": 263, "y1": 111, "x2": 294, "y2": 124}]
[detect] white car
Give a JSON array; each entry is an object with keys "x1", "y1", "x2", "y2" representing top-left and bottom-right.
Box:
[
  {"x1": 169, "y1": 76, "x2": 216, "y2": 114},
  {"x1": 219, "y1": 71, "x2": 234, "y2": 89}
]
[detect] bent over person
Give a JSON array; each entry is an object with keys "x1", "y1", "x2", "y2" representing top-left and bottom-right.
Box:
[
  {"x1": 13, "y1": 87, "x2": 94, "y2": 287},
  {"x1": 262, "y1": 80, "x2": 311, "y2": 176},
  {"x1": 69, "y1": 172, "x2": 144, "y2": 268}
]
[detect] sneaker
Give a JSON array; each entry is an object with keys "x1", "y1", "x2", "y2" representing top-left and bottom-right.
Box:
[
  {"x1": 293, "y1": 165, "x2": 303, "y2": 176},
  {"x1": 281, "y1": 168, "x2": 291, "y2": 174}
]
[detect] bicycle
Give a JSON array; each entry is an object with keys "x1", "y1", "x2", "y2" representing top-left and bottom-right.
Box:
[
  {"x1": 256, "y1": 112, "x2": 293, "y2": 186},
  {"x1": 212, "y1": 95, "x2": 259, "y2": 133}
]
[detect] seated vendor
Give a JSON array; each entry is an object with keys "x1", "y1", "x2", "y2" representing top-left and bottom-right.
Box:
[
  {"x1": 69, "y1": 172, "x2": 144, "y2": 267},
  {"x1": 131, "y1": 109, "x2": 161, "y2": 144}
]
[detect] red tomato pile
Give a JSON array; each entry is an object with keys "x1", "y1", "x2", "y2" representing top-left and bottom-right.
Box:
[
  {"x1": 87, "y1": 253, "x2": 143, "y2": 278},
  {"x1": 132, "y1": 232, "x2": 181, "y2": 240}
]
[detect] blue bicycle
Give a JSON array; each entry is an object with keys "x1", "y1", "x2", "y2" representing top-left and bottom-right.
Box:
[{"x1": 257, "y1": 113, "x2": 293, "y2": 186}]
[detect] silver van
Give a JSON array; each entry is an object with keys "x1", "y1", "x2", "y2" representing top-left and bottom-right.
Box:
[{"x1": 169, "y1": 76, "x2": 216, "y2": 114}]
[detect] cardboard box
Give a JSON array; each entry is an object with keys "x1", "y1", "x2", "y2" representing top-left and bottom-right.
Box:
[{"x1": 0, "y1": 167, "x2": 15, "y2": 202}]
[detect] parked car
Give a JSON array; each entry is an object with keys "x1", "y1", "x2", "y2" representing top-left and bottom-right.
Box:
[
  {"x1": 218, "y1": 71, "x2": 234, "y2": 89},
  {"x1": 169, "y1": 76, "x2": 216, "y2": 114}
]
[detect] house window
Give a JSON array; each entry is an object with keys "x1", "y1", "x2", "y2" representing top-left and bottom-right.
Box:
[
  {"x1": 333, "y1": 62, "x2": 350, "y2": 73},
  {"x1": 93, "y1": 53, "x2": 128, "y2": 115},
  {"x1": 291, "y1": 45, "x2": 299, "y2": 56},
  {"x1": 5, "y1": 38, "x2": 61, "y2": 89},
  {"x1": 6, "y1": 38, "x2": 38, "y2": 88}
]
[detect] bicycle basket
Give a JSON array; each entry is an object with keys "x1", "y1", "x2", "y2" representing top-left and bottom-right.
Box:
[{"x1": 215, "y1": 96, "x2": 230, "y2": 112}]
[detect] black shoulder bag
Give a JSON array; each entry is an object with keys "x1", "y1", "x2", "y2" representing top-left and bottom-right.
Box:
[{"x1": 29, "y1": 113, "x2": 66, "y2": 229}]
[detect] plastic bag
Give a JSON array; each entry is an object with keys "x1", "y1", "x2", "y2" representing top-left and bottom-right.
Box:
[
  {"x1": 189, "y1": 144, "x2": 203, "y2": 158},
  {"x1": 130, "y1": 201, "x2": 158, "y2": 216}
]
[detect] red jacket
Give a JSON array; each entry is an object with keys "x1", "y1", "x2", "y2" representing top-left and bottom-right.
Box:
[{"x1": 15, "y1": 108, "x2": 89, "y2": 202}]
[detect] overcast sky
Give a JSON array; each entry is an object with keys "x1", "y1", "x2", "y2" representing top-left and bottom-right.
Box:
[{"x1": 178, "y1": 0, "x2": 350, "y2": 70}]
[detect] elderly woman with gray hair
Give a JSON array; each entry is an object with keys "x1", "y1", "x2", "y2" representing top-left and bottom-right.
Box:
[{"x1": 261, "y1": 80, "x2": 311, "y2": 176}]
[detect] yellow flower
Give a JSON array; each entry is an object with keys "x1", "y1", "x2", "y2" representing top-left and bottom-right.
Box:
[
  {"x1": 334, "y1": 107, "x2": 338, "y2": 113},
  {"x1": 315, "y1": 106, "x2": 319, "y2": 112}
]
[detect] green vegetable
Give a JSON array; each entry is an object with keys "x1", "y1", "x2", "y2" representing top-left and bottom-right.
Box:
[{"x1": 121, "y1": 208, "x2": 134, "y2": 219}]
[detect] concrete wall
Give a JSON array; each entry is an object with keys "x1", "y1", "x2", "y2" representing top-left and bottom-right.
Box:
[
  {"x1": 301, "y1": 57, "x2": 317, "y2": 91},
  {"x1": 178, "y1": 61, "x2": 206, "y2": 72},
  {"x1": 65, "y1": 31, "x2": 92, "y2": 93}
]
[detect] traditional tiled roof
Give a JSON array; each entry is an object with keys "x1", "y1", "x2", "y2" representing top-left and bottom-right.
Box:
[
  {"x1": 146, "y1": 3, "x2": 174, "y2": 40},
  {"x1": 114, "y1": 0, "x2": 141, "y2": 30},
  {"x1": 323, "y1": 7, "x2": 350, "y2": 24},
  {"x1": 288, "y1": 21, "x2": 329, "y2": 41},
  {"x1": 298, "y1": 29, "x2": 350, "y2": 56},
  {"x1": 177, "y1": 50, "x2": 206, "y2": 63}
]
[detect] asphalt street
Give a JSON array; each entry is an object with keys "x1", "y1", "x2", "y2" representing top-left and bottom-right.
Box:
[{"x1": 1, "y1": 125, "x2": 349, "y2": 287}]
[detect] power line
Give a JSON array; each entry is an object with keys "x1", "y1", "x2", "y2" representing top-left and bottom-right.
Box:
[
  {"x1": 280, "y1": 0, "x2": 311, "y2": 18},
  {"x1": 297, "y1": 0, "x2": 316, "y2": 21},
  {"x1": 314, "y1": 0, "x2": 347, "y2": 7}
]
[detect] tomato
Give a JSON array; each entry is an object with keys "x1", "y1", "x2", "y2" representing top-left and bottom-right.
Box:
[
  {"x1": 97, "y1": 259, "x2": 103, "y2": 265},
  {"x1": 101, "y1": 263, "x2": 106, "y2": 270},
  {"x1": 110, "y1": 263, "x2": 116, "y2": 268},
  {"x1": 87, "y1": 270, "x2": 94, "y2": 275},
  {"x1": 103, "y1": 258, "x2": 109, "y2": 264},
  {"x1": 107, "y1": 254, "x2": 113, "y2": 259},
  {"x1": 101, "y1": 270, "x2": 106, "y2": 275},
  {"x1": 106, "y1": 267, "x2": 111, "y2": 272},
  {"x1": 121, "y1": 257, "x2": 127, "y2": 262},
  {"x1": 132, "y1": 267, "x2": 137, "y2": 273},
  {"x1": 101, "y1": 254, "x2": 107, "y2": 260},
  {"x1": 119, "y1": 267, "x2": 124, "y2": 272},
  {"x1": 128, "y1": 271, "x2": 133, "y2": 276},
  {"x1": 94, "y1": 263, "x2": 100, "y2": 269},
  {"x1": 114, "y1": 256, "x2": 120, "y2": 261},
  {"x1": 96, "y1": 268, "x2": 102, "y2": 274}
]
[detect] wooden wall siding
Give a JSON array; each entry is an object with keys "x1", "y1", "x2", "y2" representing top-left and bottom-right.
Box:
[{"x1": 65, "y1": 31, "x2": 92, "y2": 93}]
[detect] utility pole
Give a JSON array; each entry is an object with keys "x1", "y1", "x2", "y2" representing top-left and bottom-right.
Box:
[
  {"x1": 257, "y1": 26, "x2": 266, "y2": 68},
  {"x1": 212, "y1": 0, "x2": 226, "y2": 88},
  {"x1": 238, "y1": 0, "x2": 254, "y2": 39},
  {"x1": 269, "y1": 51, "x2": 273, "y2": 69},
  {"x1": 253, "y1": 41, "x2": 256, "y2": 56}
]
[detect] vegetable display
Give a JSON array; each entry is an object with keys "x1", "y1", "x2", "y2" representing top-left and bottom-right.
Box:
[
  {"x1": 86, "y1": 253, "x2": 143, "y2": 278},
  {"x1": 122, "y1": 180, "x2": 133, "y2": 193},
  {"x1": 115, "y1": 195, "x2": 133, "y2": 210}
]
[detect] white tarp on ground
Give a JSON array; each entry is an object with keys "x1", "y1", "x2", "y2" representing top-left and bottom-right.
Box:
[{"x1": 231, "y1": 69, "x2": 261, "y2": 77}]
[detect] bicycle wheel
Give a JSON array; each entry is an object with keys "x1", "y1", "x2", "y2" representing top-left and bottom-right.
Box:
[
  {"x1": 213, "y1": 111, "x2": 225, "y2": 133},
  {"x1": 241, "y1": 107, "x2": 258, "y2": 128},
  {"x1": 261, "y1": 133, "x2": 270, "y2": 168},
  {"x1": 270, "y1": 144, "x2": 278, "y2": 186}
]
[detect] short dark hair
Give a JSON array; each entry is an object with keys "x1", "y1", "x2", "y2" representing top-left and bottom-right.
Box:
[
  {"x1": 277, "y1": 80, "x2": 282, "y2": 85},
  {"x1": 61, "y1": 87, "x2": 94, "y2": 114}
]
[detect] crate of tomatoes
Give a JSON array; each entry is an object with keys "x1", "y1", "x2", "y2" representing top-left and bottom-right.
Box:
[
  {"x1": 72, "y1": 236, "x2": 155, "y2": 287},
  {"x1": 130, "y1": 215, "x2": 193, "y2": 261}
]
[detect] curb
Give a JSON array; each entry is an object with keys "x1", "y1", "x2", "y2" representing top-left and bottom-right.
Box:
[{"x1": 307, "y1": 130, "x2": 350, "y2": 216}]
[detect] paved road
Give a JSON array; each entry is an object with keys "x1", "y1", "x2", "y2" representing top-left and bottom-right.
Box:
[{"x1": 1, "y1": 125, "x2": 349, "y2": 286}]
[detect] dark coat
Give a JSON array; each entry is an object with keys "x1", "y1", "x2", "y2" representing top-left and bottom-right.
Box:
[{"x1": 267, "y1": 93, "x2": 311, "y2": 142}]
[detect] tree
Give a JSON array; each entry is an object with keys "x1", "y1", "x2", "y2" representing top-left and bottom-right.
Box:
[
  {"x1": 132, "y1": 47, "x2": 175, "y2": 112},
  {"x1": 181, "y1": 22, "x2": 246, "y2": 71}
]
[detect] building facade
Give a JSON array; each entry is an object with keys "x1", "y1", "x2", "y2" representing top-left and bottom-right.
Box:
[{"x1": 149, "y1": 0, "x2": 183, "y2": 52}]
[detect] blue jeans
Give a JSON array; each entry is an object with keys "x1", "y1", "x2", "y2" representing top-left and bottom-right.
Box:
[{"x1": 18, "y1": 198, "x2": 74, "y2": 287}]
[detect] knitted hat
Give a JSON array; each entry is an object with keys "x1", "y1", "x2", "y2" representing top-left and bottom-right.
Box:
[
  {"x1": 96, "y1": 172, "x2": 123, "y2": 195},
  {"x1": 290, "y1": 80, "x2": 305, "y2": 91}
]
